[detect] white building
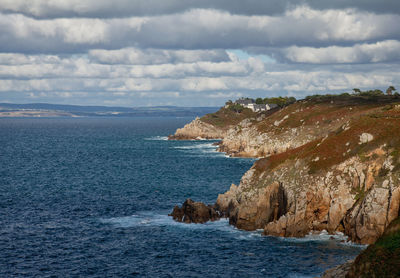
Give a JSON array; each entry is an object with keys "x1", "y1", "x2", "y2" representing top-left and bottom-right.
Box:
[{"x1": 234, "y1": 98, "x2": 278, "y2": 112}]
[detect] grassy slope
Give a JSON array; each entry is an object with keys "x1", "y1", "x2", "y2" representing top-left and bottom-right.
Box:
[{"x1": 200, "y1": 107, "x2": 258, "y2": 129}]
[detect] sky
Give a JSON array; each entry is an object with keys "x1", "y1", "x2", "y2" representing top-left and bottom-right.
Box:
[{"x1": 0, "y1": 0, "x2": 399, "y2": 107}]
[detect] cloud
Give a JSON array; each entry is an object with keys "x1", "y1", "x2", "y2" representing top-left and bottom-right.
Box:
[
  {"x1": 1, "y1": 7, "x2": 400, "y2": 53},
  {"x1": 284, "y1": 40, "x2": 400, "y2": 63},
  {"x1": 1, "y1": 0, "x2": 400, "y2": 18},
  {"x1": 88, "y1": 48, "x2": 230, "y2": 65},
  {"x1": 1, "y1": 2, "x2": 400, "y2": 107},
  {"x1": 0, "y1": 53, "x2": 263, "y2": 79}
]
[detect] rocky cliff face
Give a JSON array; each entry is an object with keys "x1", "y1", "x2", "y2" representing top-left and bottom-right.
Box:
[
  {"x1": 214, "y1": 101, "x2": 400, "y2": 244},
  {"x1": 168, "y1": 117, "x2": 226, "y2": 140},
  {"x1": 217, "y1": 146, "x2": 400, "y2": 244},
  {"x1": 168, "y1": 106, "x2": 258, "y2": 140}
]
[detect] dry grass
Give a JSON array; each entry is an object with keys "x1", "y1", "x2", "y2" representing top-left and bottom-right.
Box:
[
  {"x1": 254, "y1": 102, "x2": 400, "y2": 174},
  {"x1": 201, "y1": 107, "x2": 257, "y2": 128}
]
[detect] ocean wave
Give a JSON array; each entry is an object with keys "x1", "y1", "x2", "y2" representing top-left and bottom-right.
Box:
[
  {"x1": 100, "y1": 213, "x2": 264, "y2": 239},
  {"x1": 276, "y1": 230, "x2": 367, "y2": 248},
  {"x1": 174, "y1": 142, "x2": 216, "y2": 150},
  {"x1": 100, "y1": 212, "x2": 229, "y2": 229},
  {"x1": 172, "y1": 142, "x2": 226, "y2": 157},
  {"x1": 144, "y1": 136, "x2": 169, "y2": 141}
]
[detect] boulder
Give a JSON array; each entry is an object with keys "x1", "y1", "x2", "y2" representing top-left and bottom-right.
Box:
[{"x1": 169, "y1": 199, "x2": 221, "y2": 224}]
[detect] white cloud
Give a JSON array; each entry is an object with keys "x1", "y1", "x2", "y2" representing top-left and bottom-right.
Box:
[
  {"x1": 1, "y1": 3, "x2": 400, "y2": 107},
  {"x1": 1, "y1": 7, "x2": 400, "y2": 53},
  {"x1": 284, "y1": 40, "x2": 400, "y2": 63},
  {"x1": 88, "y1": 48, "x2": 230, "y2": 65},
  {"x1": 0, "y1": 53, "x2": 264, "y2": 79},
  {"x1": 1, "y1": 0, "x2": 400, "y2": 18},
  {"x1": 208, "y1": 92, "x2": 243, "y2": 98}
]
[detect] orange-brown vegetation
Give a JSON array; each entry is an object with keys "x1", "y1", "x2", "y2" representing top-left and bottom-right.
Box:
[
  {"x1": 254, "y1": 97, "x2": 400, "y2": 174},
  {"x1": 201, "y1": 106, "x2": 258, "y2": 128}
]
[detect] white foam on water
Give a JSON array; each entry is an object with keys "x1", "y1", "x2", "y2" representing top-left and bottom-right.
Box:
[
  {"x1": 100, "y1": 212, "x2": 264, "y2": 240},
  {"x1": 144, "y1": 136, "x2": 169, "y2": 141},
  {"x1": 172, "y1": 142, "x2": 227, "y2": 157},
  {"x1": 173, "y1": 143, "x2": 214, "y2": 149},
  {"x1": 277, "y1": 230, "x2": 367, "y2": 248},
  {"x1": 100, "y1": 212, "x2": 178, "y2": 228},
  {"x1": 287, "y1": 274, "x2": 313, "y2": 278}
]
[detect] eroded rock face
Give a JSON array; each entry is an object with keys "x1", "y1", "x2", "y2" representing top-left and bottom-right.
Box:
[
  {"x1": 215, "y1": 148, "x2": 400, "y2": 244},
  {"x1": 218, "y1": 120, "x2": 312, "y2": 157},
  {"x1": 168, "y1": 117, "x2": 225, "y2": 140},
  {"x1": 169, "y1": 199, "x2": 221, "y2": 224}
]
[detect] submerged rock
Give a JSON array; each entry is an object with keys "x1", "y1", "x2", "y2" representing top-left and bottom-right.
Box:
[{"x1": 169, "y1": 198, "x2": 221, "y2": 224}]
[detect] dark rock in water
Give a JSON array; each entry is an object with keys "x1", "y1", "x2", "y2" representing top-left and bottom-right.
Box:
[
  {"x1": 212, "y1": 141, "x2": 222, "y2": 146},
  {"x1": 169, "y1": 198, "x2": 221, "y2": 223}
]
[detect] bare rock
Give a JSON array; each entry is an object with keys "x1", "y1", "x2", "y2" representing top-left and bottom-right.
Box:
[
  {"x1": 168, "y1": 117, "x2": 225, "y2": 140},
  {"x1": 169, "y1": 199, "x2": 221, "y2": 224},
  {"x1": 359, "y1": 133, "x2": 374, "y2": 144}
]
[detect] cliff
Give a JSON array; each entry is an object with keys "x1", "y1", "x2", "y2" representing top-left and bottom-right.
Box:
[
  {"x1": 168, "y1": 106, "x2": 258, "y2": 140},
  {"x1": 216, "y1": 98, "x2": 400, "y2": 244},
  {"x1": 171, "y1": 95, "x2": 400, "y2": 246},
  {"x1": 168, "y1": 117, "x2": 226, "y2": 140}
]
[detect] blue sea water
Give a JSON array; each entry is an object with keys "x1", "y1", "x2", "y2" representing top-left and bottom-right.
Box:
[{"x1": 0, "y1": 117, "x2": 363, "y2": 278}]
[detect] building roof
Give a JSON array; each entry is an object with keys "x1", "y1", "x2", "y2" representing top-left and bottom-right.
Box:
[
  {"x1": 254, "y1": 104, "x2": 266, "y2": 109},
  {"x1": 235, "y1": 98, "x2": 255, "y2": 105},
  {"x1": 266, "y1": 103, "x2": 278, "y2": 109}
]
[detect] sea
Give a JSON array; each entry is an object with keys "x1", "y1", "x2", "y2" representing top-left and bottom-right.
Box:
[{"x1": 0, "y1": 117, "x2": 364, "y2": 278}]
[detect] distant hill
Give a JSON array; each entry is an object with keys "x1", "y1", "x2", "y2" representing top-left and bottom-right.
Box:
[{"x1": 0, "y1": 103, "x2": 219, "y2": 117}]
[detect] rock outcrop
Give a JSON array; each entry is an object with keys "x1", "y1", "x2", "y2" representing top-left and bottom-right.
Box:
[
  {"x1": 216, "y1": 147, "x2": 400, "y2": 244},
  {"x1": 169, "y1": 199, "x2": 221, "y2": 224},
  {"x1": 168, "y1": 117, "x2": 225, "y2": 140}
]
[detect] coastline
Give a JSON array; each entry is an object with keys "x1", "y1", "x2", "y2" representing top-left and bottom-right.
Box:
[{"x1": 168, "y1": 96, "x2": 400, "y2": 276}]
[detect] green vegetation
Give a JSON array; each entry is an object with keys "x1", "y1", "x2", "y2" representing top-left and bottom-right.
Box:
[
  {"x1": 261, "y1": 96, "x2": 296, "y2": 107},
  {"x1": 201, "y1": 106, "x2": 256, "y2": 128},
  {"x1": 305, "y1": 87, "x2": 399, "y2": 102},
  {"x1": 227, "y1": 103, "x2": 245, "y2": 113}
]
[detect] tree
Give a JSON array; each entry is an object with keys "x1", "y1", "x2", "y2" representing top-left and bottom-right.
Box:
[
  {"x1": 225, "y1": 100, "x2": 233, "y2": 106},
  {"x1": 228, "y1": 103, "x2": 244, "y2": 113},
  {"x1": 255, "y1": 97, "x2": 263, "y2": 104},
  {"x1": 352, "y1": 88, "x2": 361, "y2": 94},
  {"x1": 288, "y1": 97, "x2": 296, "y2": 104},
  {"x1": 386, "y1": 86, "x2": 396, "y2": 95}
]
